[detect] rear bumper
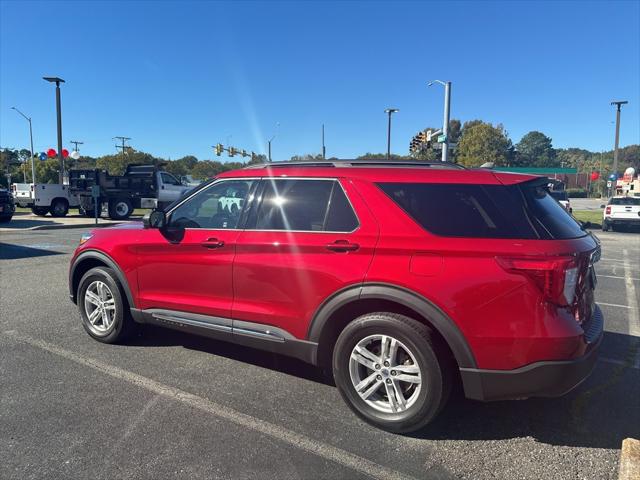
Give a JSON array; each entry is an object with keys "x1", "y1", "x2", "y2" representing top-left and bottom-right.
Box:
[
  {"x1": 605, "y1": 218, "x2": 640, "y2": 226},
  {"x1": 460, "y1": 305, "x2": 604, "y2": 401}
]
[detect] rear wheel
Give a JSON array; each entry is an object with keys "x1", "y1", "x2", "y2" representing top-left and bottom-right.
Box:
[
  {"x1": 333, "y1": 312, "x2": 452, "y2": 433},
  {"x1": 108, "y1": 198, "x2": 133, "y2": 220},
  {"x1": 77, "y1": 267, "x2": 135, "y2": 343},
  {"x1": 50, "y1": 199, "x2": 69, "y2": 217},
  {"x1": 31, "y1": 206, "x2": 49, "y2": 216},
  {"x1": 602, "y1": 220, "x2": 609, "y2": 232},
  {"x1": 0, "y1": 215, "x2": 12, "y2": 223}
]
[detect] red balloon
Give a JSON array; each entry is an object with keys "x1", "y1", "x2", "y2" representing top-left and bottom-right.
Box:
[
  {"x1": 590, "y1": 171, "x2": 600, "y2": 181},
  {"x1": 47, "y1": 148, "x2": 57, "y2": 158},
  {"x1": 62, "y1": 149, "x2": 69, "y2": 158}
]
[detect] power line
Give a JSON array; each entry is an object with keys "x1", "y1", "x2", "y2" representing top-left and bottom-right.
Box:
[
  {"x1": 113, "y1": 136, "x2": 132, "y2": 159},
  {"x1": 70, "y1": 140, "x2": 84, "y2": 153}
]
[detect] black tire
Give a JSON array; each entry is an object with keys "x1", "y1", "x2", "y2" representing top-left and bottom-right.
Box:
[
  {"x1": 77, "y1": 266, "x2": 135, "y2": 343},
  {"x1": 50, "y1": 198, "x2": 69, "y2": 217},
  {"x1": 0, "y1": 215, "x2": 12, "y2": 223},
  {"x1": 333, "y1": 312, "x2": 453, "y2": 434},
  {"x1": 602, "y1": 221, "x2": 609, "y2": 232},
  {"x1": 108, "y1": 198, "x2": 133, "y2": 220},
  {"x1": 31, "y1": 206, "x2": 49, "y2": 216}
]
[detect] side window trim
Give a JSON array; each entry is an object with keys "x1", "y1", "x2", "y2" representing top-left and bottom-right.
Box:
[
  {"x1": 166, "y1": 178, "x2": 259, "y2": 230},
  {"x1": 244, "y1": 178, "x2": 360, "y2": 234}
]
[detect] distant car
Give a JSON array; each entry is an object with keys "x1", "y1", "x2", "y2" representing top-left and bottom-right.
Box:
[
  {"x1": 602, "y1": 196, "x2": 640, "y2": 231},
  {"x1": 0, "y1": 188, "x2": 15, "y2": 222},
  {"x1": 549, "y1": 190, "x2": 572, "y2": 213}
]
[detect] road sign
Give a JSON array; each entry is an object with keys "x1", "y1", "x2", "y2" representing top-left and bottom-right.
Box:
[
  {"x1": 437, "y1": 134, "x2": 447, "y2": 143},
  {"x1": 607, "y1": 181, "x2": 612, "y2": 188}
]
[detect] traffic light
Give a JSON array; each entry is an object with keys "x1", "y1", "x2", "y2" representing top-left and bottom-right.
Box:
[
  {"x1": 229, "y1": 147, "x2": 236, "y2": 157},
  {"x1": 241, "y1": 149, "x2": 248, "y2": 158},
  {"x1": 215, "y1": 143, "x2": 223, "y2": 156}
]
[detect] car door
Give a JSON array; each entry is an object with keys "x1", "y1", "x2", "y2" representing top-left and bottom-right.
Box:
[
  {"x1": 232, "y1": 177, "x2": 379, "y2": 340},
  {"x1": 136, "y1": 178, "x2": 257, "y2": 321}
]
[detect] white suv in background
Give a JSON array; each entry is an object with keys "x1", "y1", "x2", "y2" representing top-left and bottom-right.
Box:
[{"x1": 602, "y1": 196, "x2": 640, "y2": 232}]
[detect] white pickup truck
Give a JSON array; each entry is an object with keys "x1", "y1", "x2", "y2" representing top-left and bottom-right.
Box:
[
  {"x1": 11, "y1": 183, "x2": 81, "y2": 217},
  {"x1": 602, "y1": 196, "x2": 640, "y2": 231}
]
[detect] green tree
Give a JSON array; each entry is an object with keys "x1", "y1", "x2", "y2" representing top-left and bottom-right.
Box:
[
  {"x1": 515, "y1": 131, "x2": 556, "y2": 167},
  {"x1": 457, "y1": 121, "x2": 512, "y2": 167}
]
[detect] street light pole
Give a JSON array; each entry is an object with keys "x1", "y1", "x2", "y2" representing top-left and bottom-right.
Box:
[
  {"x1": 43, "y1": 77, "x2": 65, "y2": 183},
  {"x1": 610, "y1": 100, "x2": 628, "y2": 178},
  {"x1": 428, "y1": 80, "x2": 452, "y2": 162},
  {"x1": 11, "y1": 107, "x2": 36, "y2": 184},
  {"x1": 267, "y1": 122, "x2": 279, "y2": 163},
  {"x1": 384, "y1": 108, "x2": 399, "y2": 161}
]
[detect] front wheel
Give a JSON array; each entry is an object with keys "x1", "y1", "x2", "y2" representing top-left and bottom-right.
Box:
[
  {"x1": 77, "y1": 267, "x2": 135, "y2": 343},
  {"x1": 333, "y1": 312, "x2": 452, "y2": 433}
]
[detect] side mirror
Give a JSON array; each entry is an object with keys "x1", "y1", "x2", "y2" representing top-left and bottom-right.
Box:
[{"x1": 143, "y1": 210, "x2": 166, "y2": 229}]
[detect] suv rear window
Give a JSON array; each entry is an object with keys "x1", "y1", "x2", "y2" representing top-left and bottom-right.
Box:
[
  {"x1": 377, "y1": 180, "x2": 585, "y2": 239},
  {"x1": 609, "y1": 197, "x2": 640, "y2": 205}
]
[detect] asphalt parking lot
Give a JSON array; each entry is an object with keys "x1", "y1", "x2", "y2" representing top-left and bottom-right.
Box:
[{"x1": 1, "y1": 226, "x2": 638, "y2": 480}]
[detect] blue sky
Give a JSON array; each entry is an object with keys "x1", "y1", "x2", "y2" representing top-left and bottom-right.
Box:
[{"x1": 1, "y1": 0, "x2": 638, "y2": 161}]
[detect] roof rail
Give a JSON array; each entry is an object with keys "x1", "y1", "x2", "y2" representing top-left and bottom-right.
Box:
[{"x1": 244, "y1": 159, "x2": 465, "y2": 170}]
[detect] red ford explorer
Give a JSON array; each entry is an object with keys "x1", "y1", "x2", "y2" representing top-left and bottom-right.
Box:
[{"x1": 69, "y1": 160, "x2": 603, "y2": 433}]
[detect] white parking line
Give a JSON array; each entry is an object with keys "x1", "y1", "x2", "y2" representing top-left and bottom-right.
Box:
[
  {"x1": 597, "y1": 274, "x2": 640, "y2": 282},
  {"x1": 598, "y1": 302, "x2": 632, "y2": 309},
  {"x1": 623, "y1": 249, "x2": 640, "y2": 338},
  {"x1": 3, "y1": 331, "x2": 418, "y2": 480}
]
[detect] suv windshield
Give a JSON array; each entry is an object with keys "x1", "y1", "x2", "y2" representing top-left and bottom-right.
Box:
[
  {"x1": 377, "y1": 179, "x2": 586, "y2": 240},
  {"x1": 610, "y1": 197, "x2": 640, "y2": 205}
]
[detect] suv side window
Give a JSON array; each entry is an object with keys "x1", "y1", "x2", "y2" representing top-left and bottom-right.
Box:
[
  {"x1": 251, "y1": 179, "x2": 358, "y2": 232},
  {"x1": 169, "y1": 179, "x2": 255, "y2": 229}
]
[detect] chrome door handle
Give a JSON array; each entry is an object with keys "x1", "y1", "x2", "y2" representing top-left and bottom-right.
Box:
[
  {"x1": 326, "y1": 240, "x2": 359, "y2": 252},
  {"x1": 201, "y1": 238, "x2": 225, "y2": 249}
]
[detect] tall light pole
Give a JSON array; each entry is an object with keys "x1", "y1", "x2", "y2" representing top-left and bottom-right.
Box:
[
  {"x1": 384, "y1": 108, "x2": 399, "y2": 161},
  {"x1": 267, "y1": 122, "x2": 280, "y2": 162},
  {"x1": 322, "y1": 124, "x2": 326, "y2": 159},
  {"x1": 11, "y1": 107, "x2": 36, "y2": 184},
  {"x1": 428, "y1": 80, "x2": 452, "y2": 162},
  {"x1": 610, "y1": 100, "x2": 628, "y2": 178},
  {"x1": 43, "y1": 76, "x2": 65, "y2": 183}
]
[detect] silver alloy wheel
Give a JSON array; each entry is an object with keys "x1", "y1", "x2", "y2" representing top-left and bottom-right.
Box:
[
  {"x1": 349, "y1": 334, "x2": 422, "y2": 414},
  {"x1": 114, "y1": 201, "x2": 129, "y2": 216},
  {"x1": 83, "y1": 280, "x2": 116, "y2": 335}
]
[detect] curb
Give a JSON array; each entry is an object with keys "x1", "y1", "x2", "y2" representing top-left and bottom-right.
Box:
[
  {"x1": 30, "y1": 221, "x2": 125, "y2": 231},
  {"x1": 619, "y1": 438, "x2": 640, "y2": 480}
]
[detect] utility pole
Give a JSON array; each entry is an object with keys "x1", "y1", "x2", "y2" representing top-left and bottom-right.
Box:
[
  {"x1": 70, "y1": 140, "x2": 83, "y2": 153},
  {"x1": 114, "y1": 136, "x2": 131, "y2": 161},
  {"x1": 322, "y1": 124, "x2": 326, "y2": 160},
  {"x1": 384, "y1": 109, "x2": 399, "y2": 161},
  {"x1": 610, "y1": 100, "x2": 628, "y2": 178},
  {"x1": 43, "y1": 77, "x2": 65, "y2": 183},
  {"x1": 428, "y1": 80, "x2": 452, "y2": 162}
]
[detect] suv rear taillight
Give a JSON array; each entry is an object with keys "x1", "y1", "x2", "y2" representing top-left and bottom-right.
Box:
[
  {"x1": 496, "y1": 256, "x2": 578, "y2": 306},
  {"x1": 605, "y1": 206, "x2": 611, "y2": 215}
]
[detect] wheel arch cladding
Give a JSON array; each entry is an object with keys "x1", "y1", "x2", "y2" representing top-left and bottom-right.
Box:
[
  {"x1": 69, "y1": 250, "x2": 135, "y2": 308},
  {"x1": 307, "y1": 283, "x2": 477, "y2": 370}
]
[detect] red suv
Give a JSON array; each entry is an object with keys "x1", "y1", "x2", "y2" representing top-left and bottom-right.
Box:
[{"x1": 69, "y1": 160, "x2": 604, "y2": 433}]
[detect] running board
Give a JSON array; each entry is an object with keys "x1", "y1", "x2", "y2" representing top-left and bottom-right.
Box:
[{"x1": 130, "y1": 308, "x2": 318, "y2": 365}]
